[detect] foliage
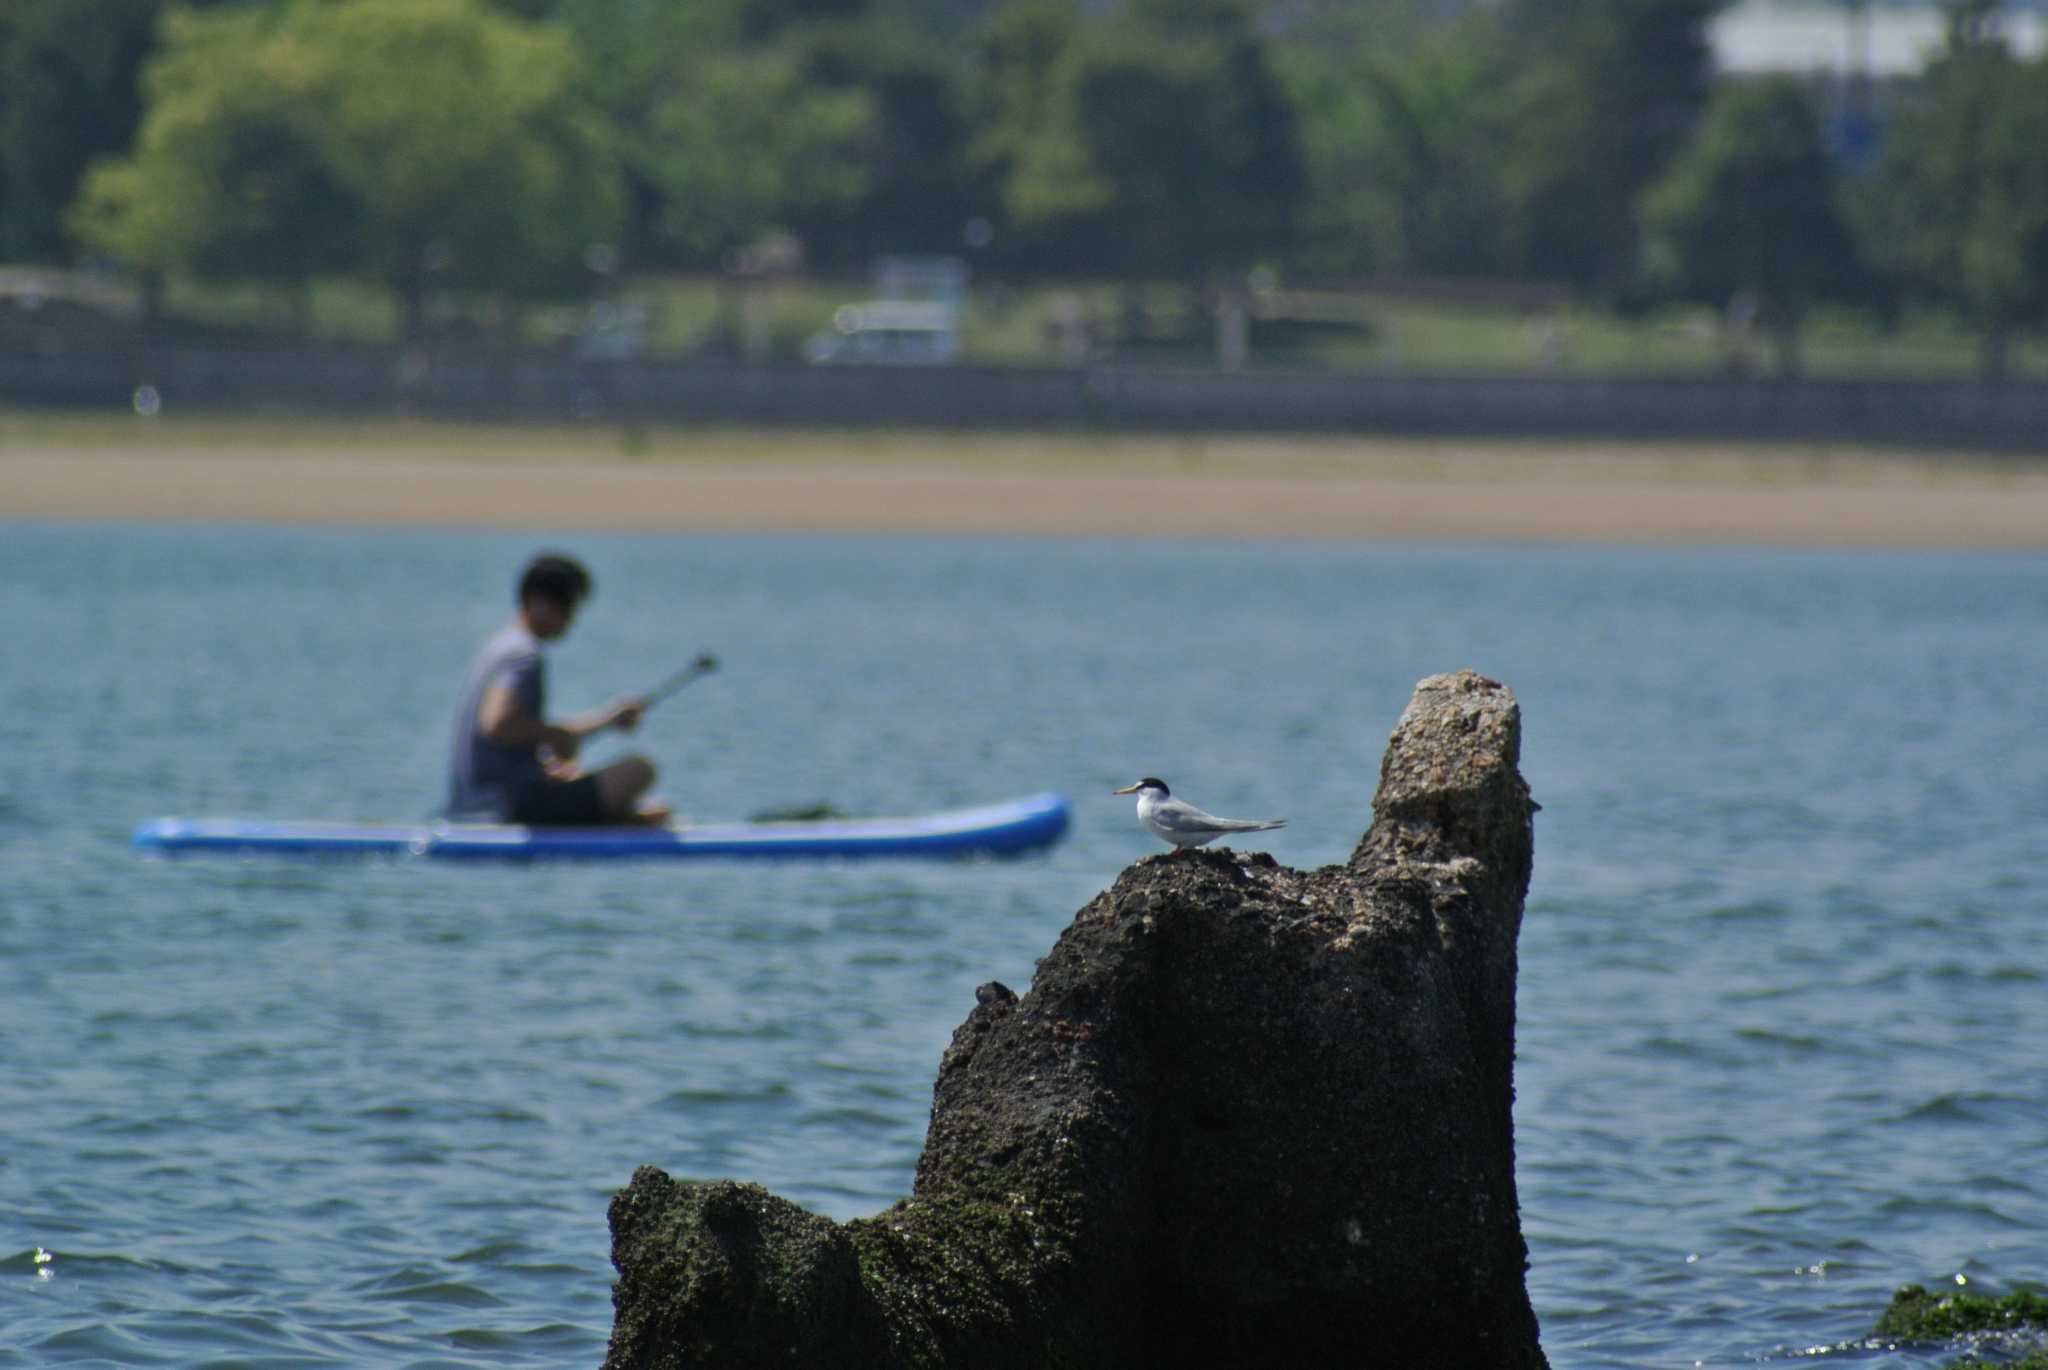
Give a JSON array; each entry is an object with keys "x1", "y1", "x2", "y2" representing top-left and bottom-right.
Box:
[
  {"x1": 977, "y1": 0, "x2": 1303, "y2": 282},
  {"x1": 1862, "y1": 3, "x2": 2048, "y2": 377},
  {"x1": 640, "y1": 48, "x2": 875, "y2": 268},
  {"x1": 560, "y1": 0, "x2": 960, "y2": 272},
  {"x1": 1275, "y1": 7, "x2": 1511, "y2": 279},
  {"x1": 0, "y1": 0, "x2": 161, "y2": 261},
  {"x1": 72, "y1": 7, "x2": 362, "y2": 290},
  {"x1": 292, "y1": 0, "x2": 622, "y2": 316},
  {"x1": 788, "y1": 17, "x2": 973, "y2": 268},
  {"x1": 10, "y1": 0, "x2": 2048, "y2": 373},
  {"x1": 1876, "y1": 1283, "x2": 2048, "y2": 1340},
  {"x1": 966, "y1": 0, "x2": 1103, "y2": 273},
  {"x1": 548, "y1": 0, "x2": 741, "y2": 267},
  {"x1": 1495, "y1": 0, "x2": 1721, "y2": 294},
  {"x1": 0, "y1": 6, "x2": 18, "y2": 254},
  {"x1": 73, "y1": 0, "x2": 622, "y2": 334},
  {"x1": 1640, "y1": 76, "x2": 1860, "y2": 375}
]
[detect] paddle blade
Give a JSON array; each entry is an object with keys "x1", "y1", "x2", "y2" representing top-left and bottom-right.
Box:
[{"x1": 643, "y1": 654, "x2": 718, "y2": 706}]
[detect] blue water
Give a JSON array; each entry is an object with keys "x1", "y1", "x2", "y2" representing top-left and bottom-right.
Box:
[{"x1": 2, "y1": 523, "x2": 2044, "y2": 1368}]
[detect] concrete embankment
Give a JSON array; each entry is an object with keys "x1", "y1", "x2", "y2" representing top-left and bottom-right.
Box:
[{"x1": 7, "y1": 339, "x2": 2048, "y2": 449}]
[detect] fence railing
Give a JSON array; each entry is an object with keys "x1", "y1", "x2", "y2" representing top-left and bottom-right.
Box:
[{"x1": 5, "y1": 338, "x2": 2047, "y2": 450}]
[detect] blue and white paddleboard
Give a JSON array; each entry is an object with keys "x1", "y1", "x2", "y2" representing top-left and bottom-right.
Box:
[{"x1": 133, "y1": 792, "x2": 1069, "y2": 862}]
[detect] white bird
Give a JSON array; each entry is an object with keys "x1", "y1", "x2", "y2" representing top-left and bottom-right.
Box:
[{"x1": 1112, "y1": 777, "x2": 1287, "y2": 850}]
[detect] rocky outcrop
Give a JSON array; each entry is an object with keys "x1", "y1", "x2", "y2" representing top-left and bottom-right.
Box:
[{"x1": 604, "y1": 670, "x2": 1547, "y2": 1369}]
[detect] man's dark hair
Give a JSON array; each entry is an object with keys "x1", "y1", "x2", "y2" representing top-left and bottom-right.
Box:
[{"x1": 518, "y1": 553, "x2": 592, "y2": 609}]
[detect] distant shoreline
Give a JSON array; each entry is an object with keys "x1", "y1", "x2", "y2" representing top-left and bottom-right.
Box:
[{"x1": 5, "y1": 412, "x2": 2047, "y2": 547}]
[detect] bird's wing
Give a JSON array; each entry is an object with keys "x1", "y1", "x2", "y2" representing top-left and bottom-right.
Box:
[
  {"x1": 1150, "y1": 800, "x2": 1223, "y2": 834},
  {"x1": 1206, "y1": 815, "x2": 1287, "y2": 832},
  {"x1": 1159, "y1": 801, "x2": 1281, "y2": 834}
]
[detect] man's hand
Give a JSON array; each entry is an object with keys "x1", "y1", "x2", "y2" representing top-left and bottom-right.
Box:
[
  {"x1": 543, "y1": 724, "x2": 583, "y2": 763},
  {"x1": 604, "y1": 697, "x2": 646, "y2": 733}
]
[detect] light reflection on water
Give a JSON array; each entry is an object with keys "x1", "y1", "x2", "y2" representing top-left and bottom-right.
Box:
[{"x1": 1, "y1": 524, "x2": 2044, "y2": 1367}]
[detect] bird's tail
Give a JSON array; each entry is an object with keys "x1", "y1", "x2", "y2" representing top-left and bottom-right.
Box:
[{"x1": 1221, "y1": 817, "x2": 1287, "y2": 832}]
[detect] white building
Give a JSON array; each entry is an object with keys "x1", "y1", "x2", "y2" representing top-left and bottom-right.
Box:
[{"x1": 1711, "y1": 0, "x2": 2045, "y2": 74}]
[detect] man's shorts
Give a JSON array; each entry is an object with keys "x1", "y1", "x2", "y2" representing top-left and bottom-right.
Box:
[{"x1": 506, "y1": 774, "x2": 609, "y2": 826}]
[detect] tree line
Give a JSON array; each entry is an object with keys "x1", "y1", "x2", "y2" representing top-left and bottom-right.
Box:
[{"x1": 2, "y1": 0, "x2": 2044, "y2": 375}]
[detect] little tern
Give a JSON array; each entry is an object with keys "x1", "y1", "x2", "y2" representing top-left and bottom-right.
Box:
[{"x1": 1113, "y1": 778, "x2": 1287, "y2": 850}]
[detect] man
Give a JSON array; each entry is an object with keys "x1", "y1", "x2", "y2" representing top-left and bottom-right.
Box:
[{"x1": 447, "y1": 553, "x2": 668, "y2": 825}]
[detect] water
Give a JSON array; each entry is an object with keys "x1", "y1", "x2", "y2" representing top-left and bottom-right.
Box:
[{"x1": 2, "y1": 523, "x2": 2044, "y2": 1368}]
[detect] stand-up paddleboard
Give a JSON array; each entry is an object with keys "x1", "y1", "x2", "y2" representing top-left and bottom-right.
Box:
[{"x1": 133, "y1": 792, "x2": 1069, "y2": 861}]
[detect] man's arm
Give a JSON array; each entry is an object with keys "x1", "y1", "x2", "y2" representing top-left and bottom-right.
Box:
[{"x1": 476, "y1": 683, "x2": 642, "y2": 761}]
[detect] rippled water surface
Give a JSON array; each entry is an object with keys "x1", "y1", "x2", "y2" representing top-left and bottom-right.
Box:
[{"x1": 2, "y1": 524, "x2": 2044, "y2": 1367}]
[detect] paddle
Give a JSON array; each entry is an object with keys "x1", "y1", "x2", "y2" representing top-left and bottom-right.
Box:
[
  {"x1": 590, "y1": 653, "x2": 718, "y2": 737},
  {"x1": 641, "y1": 652, "x2": 719, "y2": 708}
]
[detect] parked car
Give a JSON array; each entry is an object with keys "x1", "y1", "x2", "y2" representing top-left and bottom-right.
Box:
[{"x1": 805, "y1": 300, "x2": 959, "y2": 365}]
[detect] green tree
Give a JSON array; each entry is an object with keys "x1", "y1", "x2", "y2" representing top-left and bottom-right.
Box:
[
  {"x1": 293, "y1": 0, "x2": 623, "y2": 333},
  {"x1": 0, "y1": 0, "x2": 159, "y2": 261},
  {"x1": 984, "y1": 0, "x2": 1303, "y2": 284},
  {"x1": 1496, "y1": 0, "x2": 1722, "y2": 294},
  {"x1": 1863, "y1": 0, "x2": 2048, "y2": 378},
  {"x1": 966, "y1": 0, "x2": 1110, "y2": 274},
  {"x1": 556, "y1": 0, "x2": 911, "y2": 270},
  {"x1": 640, "y1": 47, "x2": 875, "y2": 266},
  {"x1": 788, "y1": 17, "x2": 973, "y2": 268},
  {"x1": 72, "y1": 7, "x2": 363, "y2": 319},
  {"x1": 1641, "y1": 76, "x2": 1859, "y2": 376},
  {"x1": 0, "y1": 6, "x2": 16, "y2": 251},
  {"x1": 80, "y1": 0, "x2": 624, "y2": 336},
  {"x1": 550, "y1": 0, "x2": 736, "y2": 268},
  {"x1": 1276, "y1": 6, "x2": 1512, "y2": 278}
]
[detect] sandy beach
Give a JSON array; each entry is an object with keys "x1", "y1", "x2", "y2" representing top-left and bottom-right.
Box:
[{"x1": 5, "y1": 412, "x2": 2046, "y2": 546}]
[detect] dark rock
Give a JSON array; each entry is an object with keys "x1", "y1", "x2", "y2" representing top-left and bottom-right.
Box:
[{"x1": 604, "y1": 669, "x2": 1548, "y2": 1368}]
